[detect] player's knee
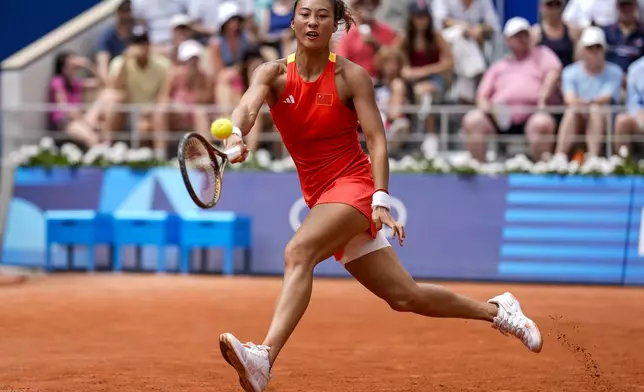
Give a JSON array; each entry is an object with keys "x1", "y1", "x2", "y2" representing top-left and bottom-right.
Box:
[
  {"x1": 284, "y1": 240, "x2": 317, "y2": 271},
  {"x1": 386, "y1": 286, "x2": 420, "y2": 313}
]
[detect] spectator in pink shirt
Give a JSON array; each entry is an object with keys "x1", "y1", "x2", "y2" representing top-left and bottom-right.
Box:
[
  {"x1": 337, "y1": 0, "x2": 398, "y2": 78},
  {"x1": 462, "y1": 17, "x2": 562, "y2": 161},
  {"x1": 48, "y1": 51, "x2": 104, "y2": 148}
]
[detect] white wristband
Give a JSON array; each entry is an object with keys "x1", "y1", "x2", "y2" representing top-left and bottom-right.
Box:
[
  {"x1": 371, "y1": 191, "x2": 391, "y2": 210},
  {"x1": 231, "y1": 126, "x2": 242, "y2": 138}
]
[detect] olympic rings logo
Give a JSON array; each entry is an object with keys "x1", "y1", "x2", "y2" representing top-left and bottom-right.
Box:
[{"x1": 288, "y1": 196, "x2": 408, "y2": 239}]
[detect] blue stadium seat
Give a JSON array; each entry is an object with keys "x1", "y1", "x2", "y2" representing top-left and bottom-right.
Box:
[
  {"x1": 112, "y1": 211, "x2": 169, "y2": 273},
  {"x1": 44, "y1": 210, "x2": 109, "y2": 272},
  {"x1": 177, "y1": 211, "x2": 252, "y2": 275}
]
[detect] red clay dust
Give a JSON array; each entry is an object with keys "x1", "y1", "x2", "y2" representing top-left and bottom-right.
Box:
[{"x1": 1, "y1": 274, "x2": 643, "y2": 392}]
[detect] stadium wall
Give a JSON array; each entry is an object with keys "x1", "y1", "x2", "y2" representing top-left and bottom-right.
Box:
[
  {"x1": 0, "y1": 0, "x2": 103, "y2": 62},
  {"x1": 0, "y1": 0, "x2": 123, "y2": 264},
  {"x1": 2, "y1": 169, "x2": 643, "y2": 286}
]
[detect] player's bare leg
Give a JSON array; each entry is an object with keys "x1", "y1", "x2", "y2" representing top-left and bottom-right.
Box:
[
  {"x1": 219, "y1": 203, "x2": 370, "y2": 391},
  {"x1": 345, "y1": 246, "x2": 543, "y2": 353},
  {"x1": 261, "y1": 204, "x2": 368, "y2": 361}
]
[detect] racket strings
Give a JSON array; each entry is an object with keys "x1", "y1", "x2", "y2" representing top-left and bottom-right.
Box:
[{"x1": 183, "y1": 137, "x2": 222, "y2": 206}]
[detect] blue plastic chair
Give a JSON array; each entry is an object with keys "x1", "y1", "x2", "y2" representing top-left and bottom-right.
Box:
[
  {"x1": 45, "y1": 210, "x2": 101, "y2": 272},
  {"x1": 177, "y1": 211, "x2": 252, "y2": 275},
  {"x1": 112, "y1": 211, "x2": 169, "y2": 273}
]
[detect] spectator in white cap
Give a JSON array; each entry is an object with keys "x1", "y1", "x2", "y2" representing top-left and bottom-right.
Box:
[
  {"x1": 209, "y1": 1, "x2": 250, "y2": 112},
  {"x1": 187, "y1": 0, "x2": 255, "y2": 38},
  {"x1": 461, "y1": 17, "x2": 563, "y2": 162},
  {"x1": 167, "y1": 14, "x2": 196, "y2": 62},
  {"x1": 614, "y1": 55, "x2": 644, "y2": 153},
  {"x1": 155, "y1": 39, "x2": 212, "y2": 158},
  {"x1": 556, "y1": 26, "x2": 623, "y2": 158}
]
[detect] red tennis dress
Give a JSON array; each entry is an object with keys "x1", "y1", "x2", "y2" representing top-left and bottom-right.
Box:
[{"x1": 269, "y1": 52, "x2": 378, "y2": 259}]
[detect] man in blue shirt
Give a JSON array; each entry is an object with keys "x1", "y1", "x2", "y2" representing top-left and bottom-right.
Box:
[
  {"x1": 96, "y1": 0, "x2": 133, "y2": 83},
  {"x1": 556, "y1": 26, "x2": 624, "y2": 157},
  {"x1": 602, "y1": 0, "x2": 644, "y2": 72},
  {"x1": 615, "y1": 56, "x2": 644, "y2": 152}
]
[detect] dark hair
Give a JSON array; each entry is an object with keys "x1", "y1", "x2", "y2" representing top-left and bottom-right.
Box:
[
  {"x1": 117, "y1": 0, "x2": 131, "y2": 13},
  {"x1": 403, "y1": 10, "x2": 436, "y2": 64},
  {"x1": 292, "y1": 0, "x2": 356, "y2": 32},
  {"x1": 220, "y1": 15, "x2": 244, "y2": 36},
  {"x1": 53, "y1": 51, "x2": 75, "y2": 95}
]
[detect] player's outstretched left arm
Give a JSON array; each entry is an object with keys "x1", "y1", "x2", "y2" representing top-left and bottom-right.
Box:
[{"x1": 346, "y1": 63, "x2": 406, "y2": 245}]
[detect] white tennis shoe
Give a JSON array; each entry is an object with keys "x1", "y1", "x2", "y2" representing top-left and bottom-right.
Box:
[
  {"x1": 219, "y1": 333, "x2": 272, "y2": 392},
  {"x1": 488, "y1": 292, "x2": 543, "y2": 353}
]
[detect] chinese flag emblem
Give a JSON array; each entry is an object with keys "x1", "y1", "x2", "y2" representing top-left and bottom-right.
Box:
[{"x1": 316, "y1": 93, "x2": 333, "y2": 106}]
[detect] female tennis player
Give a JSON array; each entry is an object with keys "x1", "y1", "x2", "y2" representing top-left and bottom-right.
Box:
[{"x1": 218, "y1": 0, "x2": 543, "y2": 390}]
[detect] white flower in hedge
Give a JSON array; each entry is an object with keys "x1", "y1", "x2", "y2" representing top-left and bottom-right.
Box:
[
  {"x1": 480, "y1": 162, "x2": 504, "y2": 175},
  {"x1": 432, "y1": 156, "x2": 450, "y2": 172},
  {"x1": 83, "y1": 143, "x2": 110, "y2": 164},
  {"x1": 418, "y1": 159, "x2": 431, "y2": 171},
  {"x1": 546, "y1": 153, "x2": 568, "y2": 172},
  {"x1": 7, "y1": 151, "x2": 24, "y2": 166},
  {"x1": 60, "y1": 143, "x2": 83, "y2": 164},
  {"x1": 399, "y1": 155, "x2": 417, "y2": 171},
  {"x1": 269, "y1": 158, "x2": 289, "y2": 172},
  {"x1": 138, "y1": 147, "x2": 154, "y2": 161},
  {"x1": 38, "y1": 137, "x2": 56, "y2": 152},
  {"x1": 599, "y1": 157, "x2": 615, "y2": 175},
  {"x1": 13, "y1": 145, "x2": 40, "y2": 165},
  {"x1": 530, "y1": 161, "x2": 549, "y2": 174},
  {"x1": 283, "y1": 156, "x2": 296, "y2": 171},
  {"x1": 255, "y1": 149, "x2": 272, "y2": 168},
  {"x1": 567, "y1": 159, "x2": 580, "y2": 174},
  {"x1": 619, "y1": 146, "x2": 629, "y2": 158},
  {"x1": 125, "y1": 149, "x2": 142, "y2": 162},
  {"x1": 448, "y1": 151, "x2": 473, "y2": 169},
  {"x1": 389, "y1": 157, "x2": 401, "y2": 172},
  {"x1": 107, "y1": 142, "x2": 129, "y2": 164},
  {"x1": 505, "y1": 154, "x2": 532, "y2": 172},
  {"x1": 580, "y1": 155, "x2": 601, "y2": 173},
  {"x1": 608, "y1": 154, "x2": 623, "y2": 167}
]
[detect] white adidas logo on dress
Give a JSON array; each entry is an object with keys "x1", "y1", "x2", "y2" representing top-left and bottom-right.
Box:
[{"x1": 283, "y1": 95, "x2": 295, "y2": 104}]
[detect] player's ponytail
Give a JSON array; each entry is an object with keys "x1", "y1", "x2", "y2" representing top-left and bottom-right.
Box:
[
  {"x1": 291, "y1": 0, "x2": 356, "y2": 32},
  {"x1": 333, "y1": 0, "x2": 355, "y2": 32}
]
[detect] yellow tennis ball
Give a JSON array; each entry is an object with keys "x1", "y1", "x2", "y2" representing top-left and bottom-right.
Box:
[{"x1": 210, "y1": 118, "x2": 233, "y2": 139}]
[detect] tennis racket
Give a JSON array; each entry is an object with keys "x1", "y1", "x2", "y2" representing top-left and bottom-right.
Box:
[{"x1": 178, "y1": 132, "x2": 242, "y2": 209}]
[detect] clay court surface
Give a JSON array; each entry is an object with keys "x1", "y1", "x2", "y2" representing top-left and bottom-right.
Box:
[{"x1": 1, "y1": 274, "x2": 643, "y2": 392}]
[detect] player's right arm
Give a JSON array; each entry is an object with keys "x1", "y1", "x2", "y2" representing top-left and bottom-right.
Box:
[
  {"x1": 225, "y1": 62, "x2": 281, "y2": 163},
  {"x1": 230, "y1": 62, "x2": 281, "y2": 136}
]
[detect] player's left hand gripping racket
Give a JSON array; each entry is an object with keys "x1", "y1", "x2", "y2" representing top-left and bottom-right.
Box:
[{"x1": 178, "y1": 132, "x2": 242, "y2": 209}]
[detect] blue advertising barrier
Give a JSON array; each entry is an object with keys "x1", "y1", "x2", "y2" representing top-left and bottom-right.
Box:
[{"x1": 2, "y1": 168, "x2": 643, "y2": 285}]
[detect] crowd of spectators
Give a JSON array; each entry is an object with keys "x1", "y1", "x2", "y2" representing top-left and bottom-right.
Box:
[{"x1": 47, "y1": 0, "x2": 644, "y2": 162}]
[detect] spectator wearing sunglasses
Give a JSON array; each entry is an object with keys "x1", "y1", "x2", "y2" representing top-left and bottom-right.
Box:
[
  {"x1": 532, "y1": 0, "x2": 581, "y2": 67},
  {"x1": 556, "y1": 26, "x2": 623, "y2": 158},
  {"x1": 602, "y1": 0, "x2": 644, "y2": 73}
]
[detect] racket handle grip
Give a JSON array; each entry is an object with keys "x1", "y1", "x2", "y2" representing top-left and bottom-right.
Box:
[{"x1": 225, "y1": 146, "x2": 242, "y2": 161}]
